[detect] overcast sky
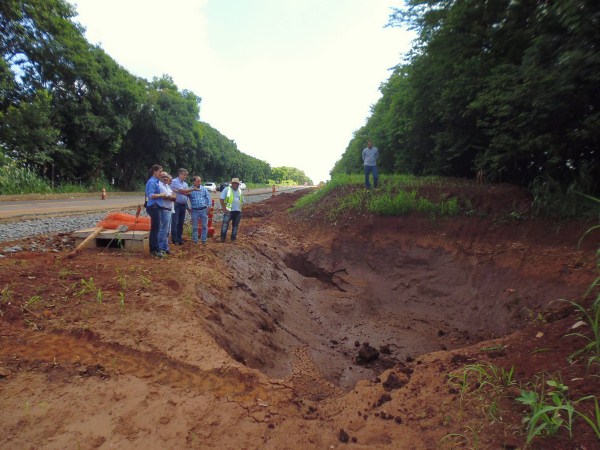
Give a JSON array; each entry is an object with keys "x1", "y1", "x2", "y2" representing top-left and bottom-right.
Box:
[{"x1": 72, "y1": 0, "x2": 414, "y2": 183}]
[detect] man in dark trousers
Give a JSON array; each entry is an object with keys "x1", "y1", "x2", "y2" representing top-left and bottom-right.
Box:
[
  {"x1": 170, "y1": 168, "x2": 193, "y2": 245},
  {"x1": 362, "y1": 140, "x2": 379, "y2": 189},
  {"x1": 219, "y1": 178, "x2": 244, "y2": 243}
]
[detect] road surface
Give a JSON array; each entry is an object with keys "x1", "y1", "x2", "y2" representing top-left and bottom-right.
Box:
[{"x1": 0, "y1": 187, "x2": 304, "y2": 221}]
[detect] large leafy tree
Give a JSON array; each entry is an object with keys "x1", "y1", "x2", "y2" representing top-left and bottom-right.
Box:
[{"x1": 336, "y1": 0, "x2": 600, "y2": 195}]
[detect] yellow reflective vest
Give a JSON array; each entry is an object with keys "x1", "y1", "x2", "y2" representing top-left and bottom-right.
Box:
[{"x1": 225, "y1": 187, "x2": 243, "y2": 211}]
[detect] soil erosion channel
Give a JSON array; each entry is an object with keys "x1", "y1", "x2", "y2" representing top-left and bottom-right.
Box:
[
  {"x1": 0, "y1": 187, "x2": 596, "y2": 449},
  {"x1": 198, "y1": 191, "x2": 586, "y2": 393}
]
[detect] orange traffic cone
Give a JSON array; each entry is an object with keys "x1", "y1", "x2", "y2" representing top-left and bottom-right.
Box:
[{"x1": 101, "y1": 188, "x2": 107, "y2": 200}]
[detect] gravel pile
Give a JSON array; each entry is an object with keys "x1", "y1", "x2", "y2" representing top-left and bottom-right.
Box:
[{"x1": 0, "y1": 192, "x2": 276, "y2": 244}]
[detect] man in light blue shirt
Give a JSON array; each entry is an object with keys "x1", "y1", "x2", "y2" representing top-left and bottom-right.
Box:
[
  {"x1": 362, "y1": 140, "x2": 379, "y2": 189},
  {"x1": 188, "y1": 175, "x2": 212, "y2": 244}
]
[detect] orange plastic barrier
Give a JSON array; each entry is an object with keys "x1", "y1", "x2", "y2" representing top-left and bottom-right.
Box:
[
  {"x1": 96, "y1": 220, "x2": 151, "y2": 231},
  {"x1": 95, "y1": 211, "x2": 151, "y2": 231},
  {"x1": 104, "y1": 212, "x2": 150, "y2": 224}
]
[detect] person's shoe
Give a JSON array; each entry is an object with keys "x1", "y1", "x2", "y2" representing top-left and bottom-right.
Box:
[
  {"x1": 152, "y1": 251, "x2": 166, "y2": 258},
  {"x1": 201, "y1": 241, "x2": 207, "y2": 245},
  {"x1": 164, "y1": 250, "x2": 171, "y2": 255}
]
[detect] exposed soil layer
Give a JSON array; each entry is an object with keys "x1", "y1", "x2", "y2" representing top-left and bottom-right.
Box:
[{"x1": 0, "y1": 181, "x2": 599, "y2": 449}]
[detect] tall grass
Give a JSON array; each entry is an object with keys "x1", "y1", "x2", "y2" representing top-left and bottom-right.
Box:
[
  {"x1": 0, "y1": 162, "x2": 117, "y2": 195},
  {"x1": 0, "y1": 163, "x2": 51, "y2": 194}
]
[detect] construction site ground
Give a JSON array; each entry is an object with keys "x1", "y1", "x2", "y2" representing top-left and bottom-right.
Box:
[{"x1": 0, "y1": 182, "x2": 599, "y2": 449}]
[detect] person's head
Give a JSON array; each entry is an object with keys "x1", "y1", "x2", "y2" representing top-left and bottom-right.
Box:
[
  {"x1": 230, "y1": 177, "x2": 240, "y2": 190},
  {"x1": 193, "y1": 176, "x2": 202, "y2": 187},
  {"x1": 162, "y1": 173, "x2": 172, "y2": 185},
  {"x1": 367, "y1": 140, "x2": 372, "y2": 149},
  {"x1": 177, "y1": 168, "x2": 188, "y2": 180},
  {"x1": 149, "y1": 164, "x2": 163, "y2": 178}
]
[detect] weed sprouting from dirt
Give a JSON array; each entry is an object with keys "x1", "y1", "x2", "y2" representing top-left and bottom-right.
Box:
[
  {"x1": 118, "y1": 291, "x2": 125, "y2": 311},
  {"x1": 517, "y1": 375, "x2": 577, "y2": 444},
  {"x1": 114, "y1": 268, "x2": 128, "y2": 291}
]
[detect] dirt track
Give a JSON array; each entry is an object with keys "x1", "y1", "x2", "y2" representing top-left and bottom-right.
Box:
[{"x1": 0, "y1": 184, "x2": 598, "y2": 449}]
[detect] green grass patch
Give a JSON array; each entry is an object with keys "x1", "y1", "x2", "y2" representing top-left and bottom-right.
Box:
[{"x1": 293, "y1": 173, "x2": 460, "y2": 218}]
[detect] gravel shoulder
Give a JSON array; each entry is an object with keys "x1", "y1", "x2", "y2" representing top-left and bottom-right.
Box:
[{"x1": 0, "y1": 189, "x2": 308, "y2": 244}]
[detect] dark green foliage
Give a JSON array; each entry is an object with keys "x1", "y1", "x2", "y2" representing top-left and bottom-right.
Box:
[
  {"x1": 334, "y1": 0, "x2": 600, "y2": 198},
  {"x1": 0, "y1": 0, "x2": 275, "y2": 191}
]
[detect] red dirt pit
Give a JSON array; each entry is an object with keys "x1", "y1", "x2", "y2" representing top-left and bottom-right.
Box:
[{"x1": 0, "y1": 181, "x2": 599, "y2": 449}]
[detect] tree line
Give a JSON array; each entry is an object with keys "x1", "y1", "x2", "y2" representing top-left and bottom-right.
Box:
[
  {"x1": 333, "y1": 0, "x2": 599, "y2": 196},
  {"x1": 0, "y1": 0, "x2": 311, "y2": 190}
]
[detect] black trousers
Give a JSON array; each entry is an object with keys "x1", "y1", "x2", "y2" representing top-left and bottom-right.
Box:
[{"x1": 146, "y1": 203, "x2": 161, "y2": 253}]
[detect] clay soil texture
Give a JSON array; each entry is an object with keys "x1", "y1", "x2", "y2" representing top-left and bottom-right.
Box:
[{"x1": 0, "y1": 181, "x2": 599, "y2": 449}]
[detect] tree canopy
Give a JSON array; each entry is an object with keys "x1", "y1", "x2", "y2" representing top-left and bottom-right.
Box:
[
  {"x1": 333, "y1": 0, "x2": 600, "y2": 195},
  {"x1": 0, "y1": 0, "x2": 290, "y2": 189}
]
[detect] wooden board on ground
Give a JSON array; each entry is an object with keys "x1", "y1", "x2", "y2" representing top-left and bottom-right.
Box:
[{"x1": 72, "y1": 228, "x2": 149, "y2": 253}]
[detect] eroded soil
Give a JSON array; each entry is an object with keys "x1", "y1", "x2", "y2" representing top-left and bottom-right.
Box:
[{"x1": 0, "y1": 182, "x2": 599, "y2": 449}]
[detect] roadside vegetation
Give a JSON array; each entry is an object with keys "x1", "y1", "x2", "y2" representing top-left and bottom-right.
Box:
[
  {"x1": 294, "y1": 174, "x2": 599, "y2": 220},
  {"x1": 294, "y1": 174, "x2": 469, "y2": 218},
  {"x1": 0, "y1": 161, "x2": 121, "y2": 195}
]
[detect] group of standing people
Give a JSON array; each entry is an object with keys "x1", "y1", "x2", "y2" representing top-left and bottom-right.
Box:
[{"x1": 145, "y1": 165, "x2": 244, "y2": 258}]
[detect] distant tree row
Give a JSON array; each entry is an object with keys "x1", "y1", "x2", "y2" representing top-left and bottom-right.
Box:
[
  {"x1": 0, "y1": 0, "x2": 302, "y2": 189},
  {"x1": 333, "y1": 0, "x2": 599, "y2": 196},
  {"x1": 270, "y1": 166, "x2": 311, "y2": 185}
]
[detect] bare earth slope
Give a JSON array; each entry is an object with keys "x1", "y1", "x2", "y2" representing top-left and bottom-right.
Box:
[{"x1": 0, "y1": 182, "x2": 598, "y2": 449}]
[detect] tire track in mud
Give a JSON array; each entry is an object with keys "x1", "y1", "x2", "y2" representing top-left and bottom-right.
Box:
[{"x1": 0, "y1": 322, "x2": 283, "y2": 405}]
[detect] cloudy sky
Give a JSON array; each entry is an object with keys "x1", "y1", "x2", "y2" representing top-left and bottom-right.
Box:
[{"x1": 72, "y1": 0, "x2": 414, "y2": 183}]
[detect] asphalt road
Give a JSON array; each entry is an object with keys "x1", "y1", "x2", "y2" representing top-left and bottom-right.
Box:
[{"x1": 0, "y1": 187, "x2": 298, "y2": 220}]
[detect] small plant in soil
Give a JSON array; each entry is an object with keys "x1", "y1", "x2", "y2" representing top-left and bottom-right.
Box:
[
  {"x1": 516, "y1": 375, "x2": 576, "y2": 445},
  {"x1": 118, "y1": 291, "x2": 125, "y2": 311},
  {"x1": 73, "y1": 277, "x2": 98, "y2": 297}
]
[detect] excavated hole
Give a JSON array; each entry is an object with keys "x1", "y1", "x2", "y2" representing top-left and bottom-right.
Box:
[{"x1": 204, "y1": 241, "x2": 576, "y2": 392}]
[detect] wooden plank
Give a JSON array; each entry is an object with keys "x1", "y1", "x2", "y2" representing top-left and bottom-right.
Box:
[
  {"x1": 72, "y1": 228, "x2": 149, "y2": 241},
  {"x1": 71, "y1": 227, "x2": 149, "y2": 253}
]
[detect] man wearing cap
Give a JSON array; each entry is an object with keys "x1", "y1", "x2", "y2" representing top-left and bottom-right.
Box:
[
  {"x1": 189, "y1": 175, "x2": 212, "y2": 245},
  {"x1": 219, "y1": 177, "x2": 244, "y2": 243}
]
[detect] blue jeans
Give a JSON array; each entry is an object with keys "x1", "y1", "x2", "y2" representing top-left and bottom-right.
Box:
[
  {"x1": 171, "y1": 203, "x2": 187, "y2": 244},
  {"x1": 364, "y1": 165, "x2": 378, "y2": 188},
  {"x1": 221, "y1": 211, "x2": 242, "y2": 241},
  {"x1": 158, "y1": 208, "x2": 172, "y2": 251},
  {"x1": 191, "y1": 208, "x2": 208, "y2": 243},
  {"x1": 145, "y1": 203, "x2": 161, "y2": 253}
]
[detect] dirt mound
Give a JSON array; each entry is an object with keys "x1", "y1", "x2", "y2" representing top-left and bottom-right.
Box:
[{"x1": 0, "y1": 182, "x2": 598, "y2": 449}]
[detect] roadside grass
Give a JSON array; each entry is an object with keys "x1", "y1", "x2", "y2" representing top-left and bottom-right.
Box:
[
  {"x1": 293, "y1": 173, "x2": 461, "y2": 218},
  {"x1": 0, "y1": 161, "x2": 123, "y2": 195}
]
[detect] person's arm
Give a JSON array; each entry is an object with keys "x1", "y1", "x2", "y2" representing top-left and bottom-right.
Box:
[
  {"x1": 151, "y1": 180, "x2": 166, "y2": 199},
  {"x1": 220, "y1": 188, "x2": 228, "y2": 212}
]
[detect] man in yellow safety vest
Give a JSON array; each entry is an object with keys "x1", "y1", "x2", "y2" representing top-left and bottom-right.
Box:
[{"x1": 219, "y1": 177, "x2": 244, "y2": 242}]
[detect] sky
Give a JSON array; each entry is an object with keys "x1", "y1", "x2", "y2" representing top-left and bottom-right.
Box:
[{"x1": 71, "y1": 0, "x2": 414, "y2": 184}]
